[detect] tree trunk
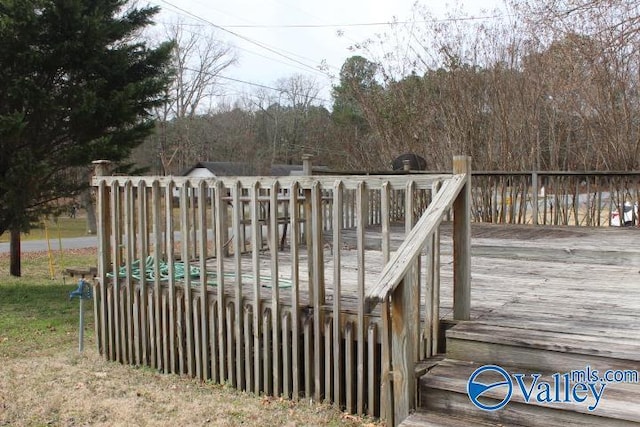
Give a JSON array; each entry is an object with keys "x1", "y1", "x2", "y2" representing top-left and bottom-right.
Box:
[
  {"x1": 10, "y1": 228, "x2": 21, "y2": 277},
  {"x1": 82, "y1": 187, "x2": 97, "y2": 235}
]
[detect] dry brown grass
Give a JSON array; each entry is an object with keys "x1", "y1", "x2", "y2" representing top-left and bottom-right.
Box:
[
  {"x1": 0, "y1": 249, "x2": 380, "y2": 427},
  {"x1": 0, "y1": 346, "x2": 377, "y2": 426}
]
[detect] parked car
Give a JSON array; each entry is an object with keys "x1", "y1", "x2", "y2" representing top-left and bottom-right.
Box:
[{"x1": 611, "y1": 201, "x2": 638, "y2": 227}]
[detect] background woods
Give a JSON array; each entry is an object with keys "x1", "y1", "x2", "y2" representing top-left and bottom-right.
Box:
[{"x1": 133, "y1": 0, "x2": 640, "y2": 174}]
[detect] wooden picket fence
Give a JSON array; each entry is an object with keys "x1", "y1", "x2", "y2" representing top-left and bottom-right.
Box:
[{"x1": 91, "y1": 156, "x2": 472, "y2": 426}]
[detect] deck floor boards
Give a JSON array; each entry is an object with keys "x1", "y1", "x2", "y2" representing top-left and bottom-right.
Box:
[{"x1": 191, "y1": 223, "x2": 640, "y2": 354}]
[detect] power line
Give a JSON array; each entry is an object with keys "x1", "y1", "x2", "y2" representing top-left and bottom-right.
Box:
[
  {"x1": 161, "y1": 14, "x2": 511, "y2": 29},
  {"x1": 154, "y1": 0, "x2": 332, "y2": 78},
  {"x1": 171, "y1": 24, "x2": 334, "y2": 77},
  {"x1": 183, "y1": 67, "x2": 333, "y2": 105},
  {"x1": 222, "y1": 14, "x2": 511, "y2": 28}
]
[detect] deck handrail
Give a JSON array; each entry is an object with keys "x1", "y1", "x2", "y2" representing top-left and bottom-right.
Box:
[
  {"x1": 90, "y1": 156, "x2": 472, "y2": 427},
  {"x1": 92, "y1": 174, "x2": 450, "y2": 190},
  {"x1": 365, "y1": 156, "x2": 472, "y2": 426},
  {"x1": 365, "y1": 173, "x2": 467, "y2": 306}
]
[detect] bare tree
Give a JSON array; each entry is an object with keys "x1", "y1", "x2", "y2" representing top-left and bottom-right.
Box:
[
  {"x1": 273, "y1": 75, "x2": 323, "y2": 164},
  {"x1": 156, "y1": 21, "x2": 237, "y2": 174}
]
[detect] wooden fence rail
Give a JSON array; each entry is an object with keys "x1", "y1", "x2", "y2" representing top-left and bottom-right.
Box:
[
  {"x1": 91, "y1": 167, "x2": 465, "y2": 426},
  {"x1": 471, "y1": 171, "x2": 640, "y2": 227}
]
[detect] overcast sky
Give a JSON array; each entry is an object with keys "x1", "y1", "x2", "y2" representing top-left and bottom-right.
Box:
[{"x1": 150, "y1": 0, "x2": 504, "y2": 106}]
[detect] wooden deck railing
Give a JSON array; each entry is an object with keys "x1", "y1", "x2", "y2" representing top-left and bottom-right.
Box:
[
  {"x1": 471, "y1": 171, "x2": 640, "y2": 226},
  {"x1": 365, "y1": 156, "x2": 472, "y2": 426},
  {"x1": 91, "y1": 164, "x2": 465, "y2": 424}
]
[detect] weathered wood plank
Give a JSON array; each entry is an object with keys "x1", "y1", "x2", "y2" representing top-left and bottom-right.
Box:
[
  {"x1": 452, "y1": 156, "x2": 471, "y2": 320},
  {"x1": 152, "y1": 181, "x2": 163, "y2": 370},
  {"x1": 96, "y1": 180, "x2": 109, "y2": 358},
  {"x1": 180, "y1": 184, "x2": 194, "y2": 377},
  {"x1": 137, "y1": 181, "x2": 149, "y2": 365},
  {"x1": 391, "y1": 277, "x2": 415, "y2": 423},
  {"x1": 193, "y1": 297, "x2": 201, "y2": 380},
  {"x1": 311, "y1": 182, "x2": 324, "y2": 402},
  {"x1": 290, "y1": 182, "x2": 301, "y2": 399},
  {"x1": 367, "y1": 323, "x2": 378, "y2": 417},
  {"x1": 303, "y1": 315, "x2": 312, "y2": 399},
  {"x1": 232, "y1": 181, "x2": 244, "y2": 389},
  {"x1": 283, "y1": 312, "x2": 291, "y2": 398},
  {"x1": 124, "y1": 180, "x2": 135, "y2": 365},
  {"x1": 244, "y1": 306, "x2": 253, "y2": 391},
  {"x1": 345, "y1": 321, "x2": 354, "y2": 414},
  {"x1": 270, "y1": 181, "x2": 281, "y2": 396},
  {"x1": 324, "y1": 317, "x2": 332, "y2": 402},
  {"x1": 332, "y1": 180, "x2": 343, "y2": 406},
  {"x1": 94, "y1": 174, "x2": 452, "y2": 192},
  {"x1": 251, "y1": 182, "x2": 262, "y2": 394},
  {"x1": 367, "y1": 174, "x2": 466, "y2": 304},
  {"x1": 197, "y1": 181, "x2": 209, "y2": 380},
  {"x1": 209, "y1": 300, "x2": 219, "y2": 383},
  {"x1": 177, "y1": 294, "x2": 184, "y2": 375},
  {"x1": 226, "y1": 302, "x2": 235, "y2": 386},
  {"x1": 110, "y1": 181, "x2": 122, "y2": 363},
  {"x1": 164, "y1": 181, "x2": 176, "y2": 373},
  {"x1": 263, "y1": 309, "x2": 273, "y2": 395},
  {"x1": 214, "y1": 181, "x2": 227, "y2": 381},
  {"x1": 356, "y1": 182, "x2": 366, "y2": 415},
  {"x1": 161, "y1": 290, "x2": 169, "y2": 373}
]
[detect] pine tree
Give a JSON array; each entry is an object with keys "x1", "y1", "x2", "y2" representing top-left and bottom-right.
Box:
[{"x1": 0, "y1": 0, "x2": 173, "y2": 276}]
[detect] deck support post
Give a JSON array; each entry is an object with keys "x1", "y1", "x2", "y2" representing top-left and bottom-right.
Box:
[
  {"x1": 390, "y1": 276, "x2": 416, "y2": 425},
  {"x1": 453, "y1": 155, "x2": 471, "y2": 321}
]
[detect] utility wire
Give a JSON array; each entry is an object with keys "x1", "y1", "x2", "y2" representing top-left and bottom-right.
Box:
[
  {"x1": 223, "y1": 14, "x2": 511, "y2": 28},
  {"x1": 160, "y1": 13, "x2": 511, "y2": 29},
  {"x1": 184, "y1": 67, "x2": 333, "y2": 105},
  {"x1": 155, "y1": 0, "x2": 331, "y2": 78},
  {"x1": 172, "y1": 24, "x2": 332, "y2": 77}
]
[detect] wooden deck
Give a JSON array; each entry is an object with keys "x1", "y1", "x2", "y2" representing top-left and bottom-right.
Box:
[
  {"x1": 440, "y1": 223, "x2": 640, "y2": 343},
  {"x1": 180, "y1": 222, "x2": 640, "y2": 354},
  {"x1": 91, "y1": 160, "x2": 640, "y2": 425},
  {"x1": 403, "y1": 223, "x2": 640, "y2": 426}
]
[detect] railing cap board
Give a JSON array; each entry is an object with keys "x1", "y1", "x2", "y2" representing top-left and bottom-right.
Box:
[
  {"x1": 92, "y1": 174, "x2": 453, "y2": 191},
  {"x1": 365, "y1": 173, "x2": 467, "y2": 308}
]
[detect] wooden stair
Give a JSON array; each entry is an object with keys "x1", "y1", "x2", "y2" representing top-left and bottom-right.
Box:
[{"x1": 401, "y1": 322, "x2": 640, "y2": 426}]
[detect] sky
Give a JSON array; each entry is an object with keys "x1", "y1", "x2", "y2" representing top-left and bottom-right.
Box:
[{"x1": 149, "y1": 0, "x2": 505, "y2": 107}]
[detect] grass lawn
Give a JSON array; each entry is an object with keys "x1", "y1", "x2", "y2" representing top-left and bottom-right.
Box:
[
  {"x1": 0, "y1": 249, "x2": 378, "y2": 426},
  {"x1": 0, "y1": 216, "x2": 89, "y2": 243}
]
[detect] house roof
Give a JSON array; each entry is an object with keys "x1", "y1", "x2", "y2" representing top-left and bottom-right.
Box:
[
  {"x1": 181, "y1": 162, "x2": 257, "y2": 177},
  {"x1": 182, "y1": 162, "x2": 328, "y2": 177}
]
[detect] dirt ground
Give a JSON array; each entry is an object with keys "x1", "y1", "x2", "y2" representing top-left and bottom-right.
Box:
[{"x1": 0, "y1": 346, "x2": 376, "y2": 427}]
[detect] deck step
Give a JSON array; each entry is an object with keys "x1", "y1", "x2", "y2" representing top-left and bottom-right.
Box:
[
  {"x1": 398, "y1": 411, "x2": 504, "y2": 426},
  {"x1": 446, "y1": 322, "x2": 640, "y2": 373},
  {"x1": 419, "y1": 358, "x2": 640, "y2": 426}
]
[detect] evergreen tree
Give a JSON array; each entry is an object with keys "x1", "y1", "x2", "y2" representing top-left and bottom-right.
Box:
[{"x1": 0, "y1": 0, "x2": 173, "y2": 275}]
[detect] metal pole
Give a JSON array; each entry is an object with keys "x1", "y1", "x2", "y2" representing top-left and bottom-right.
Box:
[{"x1": 79, "y1": 296, "x2": 85, "y2": 352}]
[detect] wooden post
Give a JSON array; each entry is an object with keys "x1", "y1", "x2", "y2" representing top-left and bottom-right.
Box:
[
  {"x1": 302, "y1": 154, "x2": 313, "y2": 176},
  {"x1": 92, "y1": 160, "x2": 111, "y2": 178},
  {"x1": 93, "y1": 161, "x2": 111, "y2": 356},
  {"x1": 452, "y1": 156, "x2": 471, "y2": 321},
  {"x1": 302, "y1": 154, "x2": 313, "y2": 304},
  {"x1": 532, "y1": 172, "x2": 539, "y2": 225},
  {"x1": 391, "y1": 277, "x2": 415, "y2": 424}
]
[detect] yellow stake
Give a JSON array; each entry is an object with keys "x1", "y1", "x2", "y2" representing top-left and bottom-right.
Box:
[
  {"x1": 44, "y1": 219, "x2": 56, "y2": 279},
  {"x1": 56, "y1": 218, "x2": 64, "y2": 271}
]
